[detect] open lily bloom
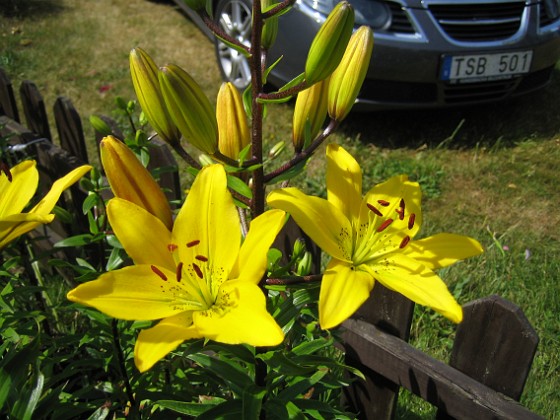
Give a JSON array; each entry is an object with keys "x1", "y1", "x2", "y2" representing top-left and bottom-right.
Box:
[
  {"x1": 68, "y1": 164, "x2": 286, "y2": 372},
  {"x1": 0, "y1": 160, "x2": 92, "y2": 250},
  {"x1": 268, "y1": 144, "x2": 483, "y2": 329}
]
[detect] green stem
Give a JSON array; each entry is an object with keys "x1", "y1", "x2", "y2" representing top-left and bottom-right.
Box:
[
  {"x1": 111, "y1": 319, "x2": 138, "y2": 416},
  {"x1": 264, "y1": 119, "x2": 339, "y2": 183}
]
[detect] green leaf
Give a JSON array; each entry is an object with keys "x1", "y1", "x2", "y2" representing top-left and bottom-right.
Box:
[
  {"x1": 291, "y1": 337, "x2": 333, "y2": 356},
  {"x1": 215, "y1": 35, "x2": 251, "y2": 58},
  {"x1": 51, "y1": 205, "x2": 73, "y2": 224},
  {"x1": 188, "y1": 353, "x2": 255, "y2": 396},
  {"x1": 156, "y1": 400, "x2": 218, "y2": 416},
  {"x1": 227, "y1": 174, "x2": 252, "y2": 199},
  {"x1": 21, "y1": 370, "x2": 44, "y2": 420},
  {"x1": 105, "y1": 247, "x2": 124, "y2": 271},
  {"x1": 277, "y1": 368, "x2": 328, "y2": 401},
  {"x1": 54, "y1": 234, "x2": 97, "y2": 248},
  {"x1": 89, "y1": 115, "x2": 113, "y2": 136},
  {"x1": 197, "y1": 399, "x2": 243, "y2": 420},
  {"x1": 267, "y1": 158, "x2": 309, "y2": 184},
  {"x1": 82, "y1": 193, "x2": 99, "y2": 214}
]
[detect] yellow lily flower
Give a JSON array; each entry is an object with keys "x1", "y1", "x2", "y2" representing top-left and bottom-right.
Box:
[
  {"x1": 0, "y1": 160, "x2": 92, "y2": 250},
  {"x1": 68, "y1": 164, "x2": 286, "y2": 372},
  {"x1": 267, "y1": 144, "x2": 483, "y2": 329}
]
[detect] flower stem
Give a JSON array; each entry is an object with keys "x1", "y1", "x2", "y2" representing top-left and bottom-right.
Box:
[{"x1": 111, "y1": 319, "x2": 137, "y2": 415}]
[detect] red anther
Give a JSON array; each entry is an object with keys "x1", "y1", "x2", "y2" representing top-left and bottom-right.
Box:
[
  {"x1": 192, "y1": 263, "x2": 204, "y2": 279},
  {"x1": 408, "y1": 214, "x2": 416, "y2": 230},
  {"x1": 176, "y1": 262, "x2": 183, "y2": 282},
  {"x1": 151, "y1": 265, "x2": 168, "y2": 281},
  {"x1": 187, "y1": 240, "x2": 200, "y2": 248},
  {"x1": 195, "y1": 255, "x2": 208, "y2": 262},
  {"x1": 167, "y1": 243, "x2": 178, "y2": 252},
  {"x1": 395, "y1": 207, "x2": 404, "y2": 220},
  {"x1": 367, "y1": 203, "x2": 383, "y2": 217},
  {"x1": 400, "y1": 236, "x2": 410, "y2": 249},
  {"x1": 399, "y1": 199, "x2": 405, "y2": 220},
  {"x1": 376, "y1": 218, "x2": 394, "y2": 233},
  {"x1": 377, "y1": 199, "x2": 390, "y2": 207}
]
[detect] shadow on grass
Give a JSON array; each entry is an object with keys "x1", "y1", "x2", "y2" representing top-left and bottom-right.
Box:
[
  {"x1": 340, "y1": 68, "x2": 560, "y2": 150},
  {"x1": 0, "y1": 0, "x2": 64, "y2": 18}
]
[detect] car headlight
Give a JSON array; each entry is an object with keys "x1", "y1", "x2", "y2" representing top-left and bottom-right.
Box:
[
  {"x1": 300, "y1": 0, "x2": 391, "y2": 29},
  {"x1": 544, "y1": 0, "x2": 560, "y2": 20}
]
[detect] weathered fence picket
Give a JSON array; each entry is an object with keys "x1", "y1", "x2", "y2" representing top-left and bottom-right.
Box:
[{"x1": 0, "y1": 67, "x2": 543, "y2": 419}]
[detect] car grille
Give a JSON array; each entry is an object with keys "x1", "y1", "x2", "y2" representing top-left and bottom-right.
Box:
[
  {"x1": 428, "y1": 2, "x2": 525, "y2": 42},
  {"x1": 387, "y1": 2, "x2": 416, "y2": 34}
]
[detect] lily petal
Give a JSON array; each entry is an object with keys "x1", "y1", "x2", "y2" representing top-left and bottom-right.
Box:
[
  {"x1": 107, "y1": 198, "x2": 174, "y2": 269},
  {"x1": 326, "y1": 144, "x2": 362, "y2": 224},
  {"x1": 0, "y1": 160, "x2": 37, "y2": 217},
  {"x1": 0, "y1": 214, "x2": 55, "y2": 249},
  {"x1": 368, "y1": 253, "x2": 463, "y2": 323},
  {"x1": 232, "y1": 209, "x2": 286, "y2": 283},
  {"x1": 404, "y1": 233, "x2": 484, "y2": 270},
  {"x1": 267, "y1": 188, "x2": 353, "y2": 263},
  {"x1": 30, "y1": 164, "x2": 92, "y2": 215},
  {"x1": 67, "y1": 265, "x2": 196, "y2": 320},
  {"x1": 174, "y1": 165, "x2": 240, "y2": 282},
  {"x1": 193, "y1": 280, "x2": 284, "y2": 346},
  {"x1": 319, "y1": 260, "x2": 374, "y2": 329},
  {"x1": 135, "y1": 312, "x2": 201, "y2": 372}
]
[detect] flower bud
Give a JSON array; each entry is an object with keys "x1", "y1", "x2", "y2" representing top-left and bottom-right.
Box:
[
  {"x1": 304, "y1": 1, "x2": 354, "y2": 85},
  {"x1": 100, "y1": 135, "x2": 173, "y2": 230},
  {"x1": 292, "y1": 79, "x2": 328, "y2": 152},
  {"x1": 268, "y1": 141, "x2": 285, "y2": 159},
  {"x1": 129, "y1": 48, "x2": 181, "y2": 146},
  {"x1": 296, "y1": 251, "x2": 313, "y2": 276},
  {"x1": 261, "y1": 0, "x2": 279, "y2": 50},
  {"x1": 159, "y1": 64, "x2": 218, "y2": 155},
  {"x1": 217, "y1": 82, "x2": 250, "y2": 159},
  {"x1": 328, "y1": 25, "x2": 374, "y2": 121},
  {"x1": 292, "y1": 238, "x2": 306, "y2": 259}
]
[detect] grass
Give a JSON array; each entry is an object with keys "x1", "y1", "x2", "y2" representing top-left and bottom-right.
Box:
[{"x1": 1, "y1": 0, "x2": 559, "y2": 417}]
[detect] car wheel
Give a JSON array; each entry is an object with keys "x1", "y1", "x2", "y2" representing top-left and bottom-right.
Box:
[{"x1": 214, "y1": 0, "x2": 252, "y2": 90}]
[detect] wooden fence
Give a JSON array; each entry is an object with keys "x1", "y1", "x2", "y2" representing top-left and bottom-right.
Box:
[{"x1": 0, "y1": 67, "x2": 543, "y2": 419}]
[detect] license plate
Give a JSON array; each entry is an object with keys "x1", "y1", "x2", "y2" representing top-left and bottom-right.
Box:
[{"x1": 441, "y1": 51, "x2": 533, "y2": 83}]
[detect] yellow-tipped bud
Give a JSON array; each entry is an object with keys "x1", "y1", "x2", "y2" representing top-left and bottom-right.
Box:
[
  {"x1": 159, "y1": 64, "x2": 218, "y2": 155},
  {"x1": 268, "y1": 141, "x2": 286, "y2": 159},
  {"x1": 261, "y1": 0, "x2": 279, "y2": 50},
  {"x1": 216, "y1": 82, "x2": 250, "y2": 160},
  {"x1": 129, "y1": 48, "x2": 180, "y2": 146},
  {"x1": 304, "y1": 1, "x2": 354, "y2": 85},
  {"x1": 100, "y1": 136, "x2": 173, "y2": 230},
  {"x1": 328, "y1": 25, "x2": 373, "y2": 121},
  {"x1": 292, "y1": 79, "x2": 328, "y2": 152}
]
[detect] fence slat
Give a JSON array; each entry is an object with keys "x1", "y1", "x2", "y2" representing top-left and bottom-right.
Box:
[
  {"x1": 19, "y1": 80, "x2": 52, "y2": 141},
  {"x1": 342, "y1": 317, "x2": 543, "y2": 420},
  {"x1": 0, "y1": 67, "x2": 19, "y2": 122},
  {"x1": 448, "y1": 295, "x2": 539, "y2": 401},
  {"x1": 343, "y1": 286, "x2": 415, "y2": 419},
  {"x1": 54, "y1": 96, "x2": 88, "y2": 163}
]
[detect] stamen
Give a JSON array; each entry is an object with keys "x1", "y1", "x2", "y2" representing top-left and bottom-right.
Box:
[
  {"x1": 398, "y1": 199, "x2": 405, "y2": 220},
  {"x1": 151, "y1": 265, "x2": 167, "y2": 281},
  {"x1": 376, "y1": 218, "x2": 394, "y2": 233},
  {"x1": 176, "y1": 262, "x2": 183, "y2": 282},
  {"x1": 377, "y1": 199, "x2": 390, "y2": 207},
  {"x1": 408, "y1": 214, "x2": 416, "y2": 230},
  {"x1": 400, "y1": 235, "x2": 410, "y2": 249},
  {"x1": 167, "y1": 243, "x2": 178, "y2": 252},
  {"x1": 196, "y1": 255, "x2": 208, "y2": 262},
  {"x1": 367, "y1": 203, "x2": 383, "y2": 217},
  {"x1": 192, "y1": 263, "x2": 204, "y2": 279},
  {"x1": 187, "y1": 240, "x2": 200, "y2": 248}
]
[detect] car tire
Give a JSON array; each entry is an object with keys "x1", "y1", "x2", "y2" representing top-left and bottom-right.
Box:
[{"x1": 213, "y1": 0, "x2": 252, "y2": 90}]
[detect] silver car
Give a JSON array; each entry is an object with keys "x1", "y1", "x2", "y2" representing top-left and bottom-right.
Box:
[{"x1": 175, "y1": 0, "x2": 560, "y2": 110}]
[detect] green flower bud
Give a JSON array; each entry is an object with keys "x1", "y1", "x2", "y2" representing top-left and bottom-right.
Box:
[
  {"x1": 198, "y1": 153, "x2": 215, "y2": 167},
  {"x1": 292, "y1": 79, "x2": 328, "y2": 152},
  {"x1": 129, "y1": 48, "x2": 181, "y2": 146},
  {"x1": 296, "y1": 251, "x2": 313, "y2": 276},
  {"x1": 304, "y1": 1, "x2": 354, "y2": 85},
  {"x1": 268, "y1": 141, "x2": 286, "y2": 159},
  {"x1": 159, "y1": 64, "x2": 218, "y2": 155},
  {"x1": 292, "y1": 238, "x2": 306, "y2": 259},
  {"x1": 217, "y1": 82, "x2": 250, "y2": 159},
  {"x1": 261, "y1": 0, "x2": 279, "y2": 50},
  {"x1": 328, "y1": 25, "x2": 374, "y2": 121}
]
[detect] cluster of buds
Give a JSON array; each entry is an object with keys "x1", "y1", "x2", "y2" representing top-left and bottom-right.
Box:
[
  {"x1": 293, "y1": 2, "x2": 373, "y2": 150},
  {"x1": 130, "y1": 0, "x2": 373, "y2": 175}
]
